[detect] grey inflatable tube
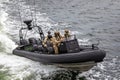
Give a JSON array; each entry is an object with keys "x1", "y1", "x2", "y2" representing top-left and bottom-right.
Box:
[{"x1": 13, "y1": 49, "x2": 106, "y2": 64}]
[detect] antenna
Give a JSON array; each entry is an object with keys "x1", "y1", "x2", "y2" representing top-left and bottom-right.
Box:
[
  {"x1": 33, "y1": 0, "x2": 37, "y2": 26},
  {"x1": 28, "y1": 0, "x2": 34, "y2": 20},
  {"x1": 18, "y1": 0, "x2": 23, "y2": 28}
]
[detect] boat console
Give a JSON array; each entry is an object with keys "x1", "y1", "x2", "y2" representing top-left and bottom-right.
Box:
[{"x1": 59, "y1": 39, "x2": 80, "y2": 53}]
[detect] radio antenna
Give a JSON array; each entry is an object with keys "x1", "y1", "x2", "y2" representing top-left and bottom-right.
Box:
[
  {"x1": 33, "y1": 0, "x2": 37, "y2": 26},
  {"x1": 18, "y1": 0, "x2": 23, "y2": 28}
]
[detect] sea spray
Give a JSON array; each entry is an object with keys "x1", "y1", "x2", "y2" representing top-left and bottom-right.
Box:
[
  {"x1": 0, "y1": 7, "x2": 17, "y2": 53},
  {"x1": 0, "y1": 1, "x2": 59, "y2": 80}
]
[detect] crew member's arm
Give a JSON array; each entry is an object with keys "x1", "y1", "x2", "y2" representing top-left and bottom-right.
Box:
[{"x1": 42, "y1": 37, "x2": 47, "y2": 47}]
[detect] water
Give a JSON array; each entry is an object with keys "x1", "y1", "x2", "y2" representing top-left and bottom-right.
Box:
[{"x1": 0, "y1": 0, "x2": 120, "y2": 80}]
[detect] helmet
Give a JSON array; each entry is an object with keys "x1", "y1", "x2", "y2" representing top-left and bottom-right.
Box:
[
  {"x1": 48, "y1": 34, "x2": 52, "y2": 39},
  {"x1": 57, "y1": 32, "x2": 60, "y2": 35},
  {"x1": 54, "y1": 31, "x2": 59, "y2": 36},
  {"x1": 54, "y1": 31, "x2": 58, "y2": 34},
  {"x1": 48, "y1": 31, "x2": 51, "y2": 34},
  {"x1": 65, "y1": 29, "x2": 69, "y2": 33}
]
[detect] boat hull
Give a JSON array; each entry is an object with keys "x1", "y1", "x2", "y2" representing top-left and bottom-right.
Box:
[{"x1": 13, "y1": 49, "x2": 106, "y2": 64}]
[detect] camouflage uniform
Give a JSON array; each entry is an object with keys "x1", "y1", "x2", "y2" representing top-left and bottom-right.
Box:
[
  {"x1": 52, "y1": 37, "x2": 59, "y2": 54},
  {"x1": 43, "y1": 32, "x2": 51, "y2": 47},
  {"x1": 42, "y1": 36, "x2": 53, "y2": 47},
  {"x1": 54, "y1": 31, "x2": 63, "y2": 43},
  {"x1": 43, "y1": 32, "x2": 59, "y2": 54},
  {"x1": 52, "y1": 31, "x2": 65, "y2": 54},
  {"x1": 64, "y1": 30, "x2": 70, "y2": 39}
]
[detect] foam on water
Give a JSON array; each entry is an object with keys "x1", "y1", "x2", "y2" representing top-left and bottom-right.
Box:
[
  {"x1": 0, "y1": 2, "x2": 17, "y2": 53},
  {"x1": 0, "y1": 54, "x2": 58, "y2": 80},
  {"x1": 0, "y1": 1, "x2": 59, "y2": 80},
  {"x1": 78, "y1": 56, "x2": 120, "y2": 80}
]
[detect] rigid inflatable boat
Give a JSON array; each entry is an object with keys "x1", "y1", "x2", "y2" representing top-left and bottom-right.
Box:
[{"x1": 13, "y1": 20, "x2": 106, "y2": 71}]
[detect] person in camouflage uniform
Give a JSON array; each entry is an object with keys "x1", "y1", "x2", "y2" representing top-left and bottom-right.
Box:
[
  {"x1": 43, "y1": 31, "x2": 59, "y2": 54},
  {"x1": 64, "y1": 29, "x2": 71, "y2": 39}
]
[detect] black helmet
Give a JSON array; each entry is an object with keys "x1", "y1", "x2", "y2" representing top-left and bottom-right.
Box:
[
  {"x1": 48, "y1": 34, "x2": 52, "y2": 39},
  {"x1": 65, "y1": 29, "x2": 69, "y2": 33}
]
